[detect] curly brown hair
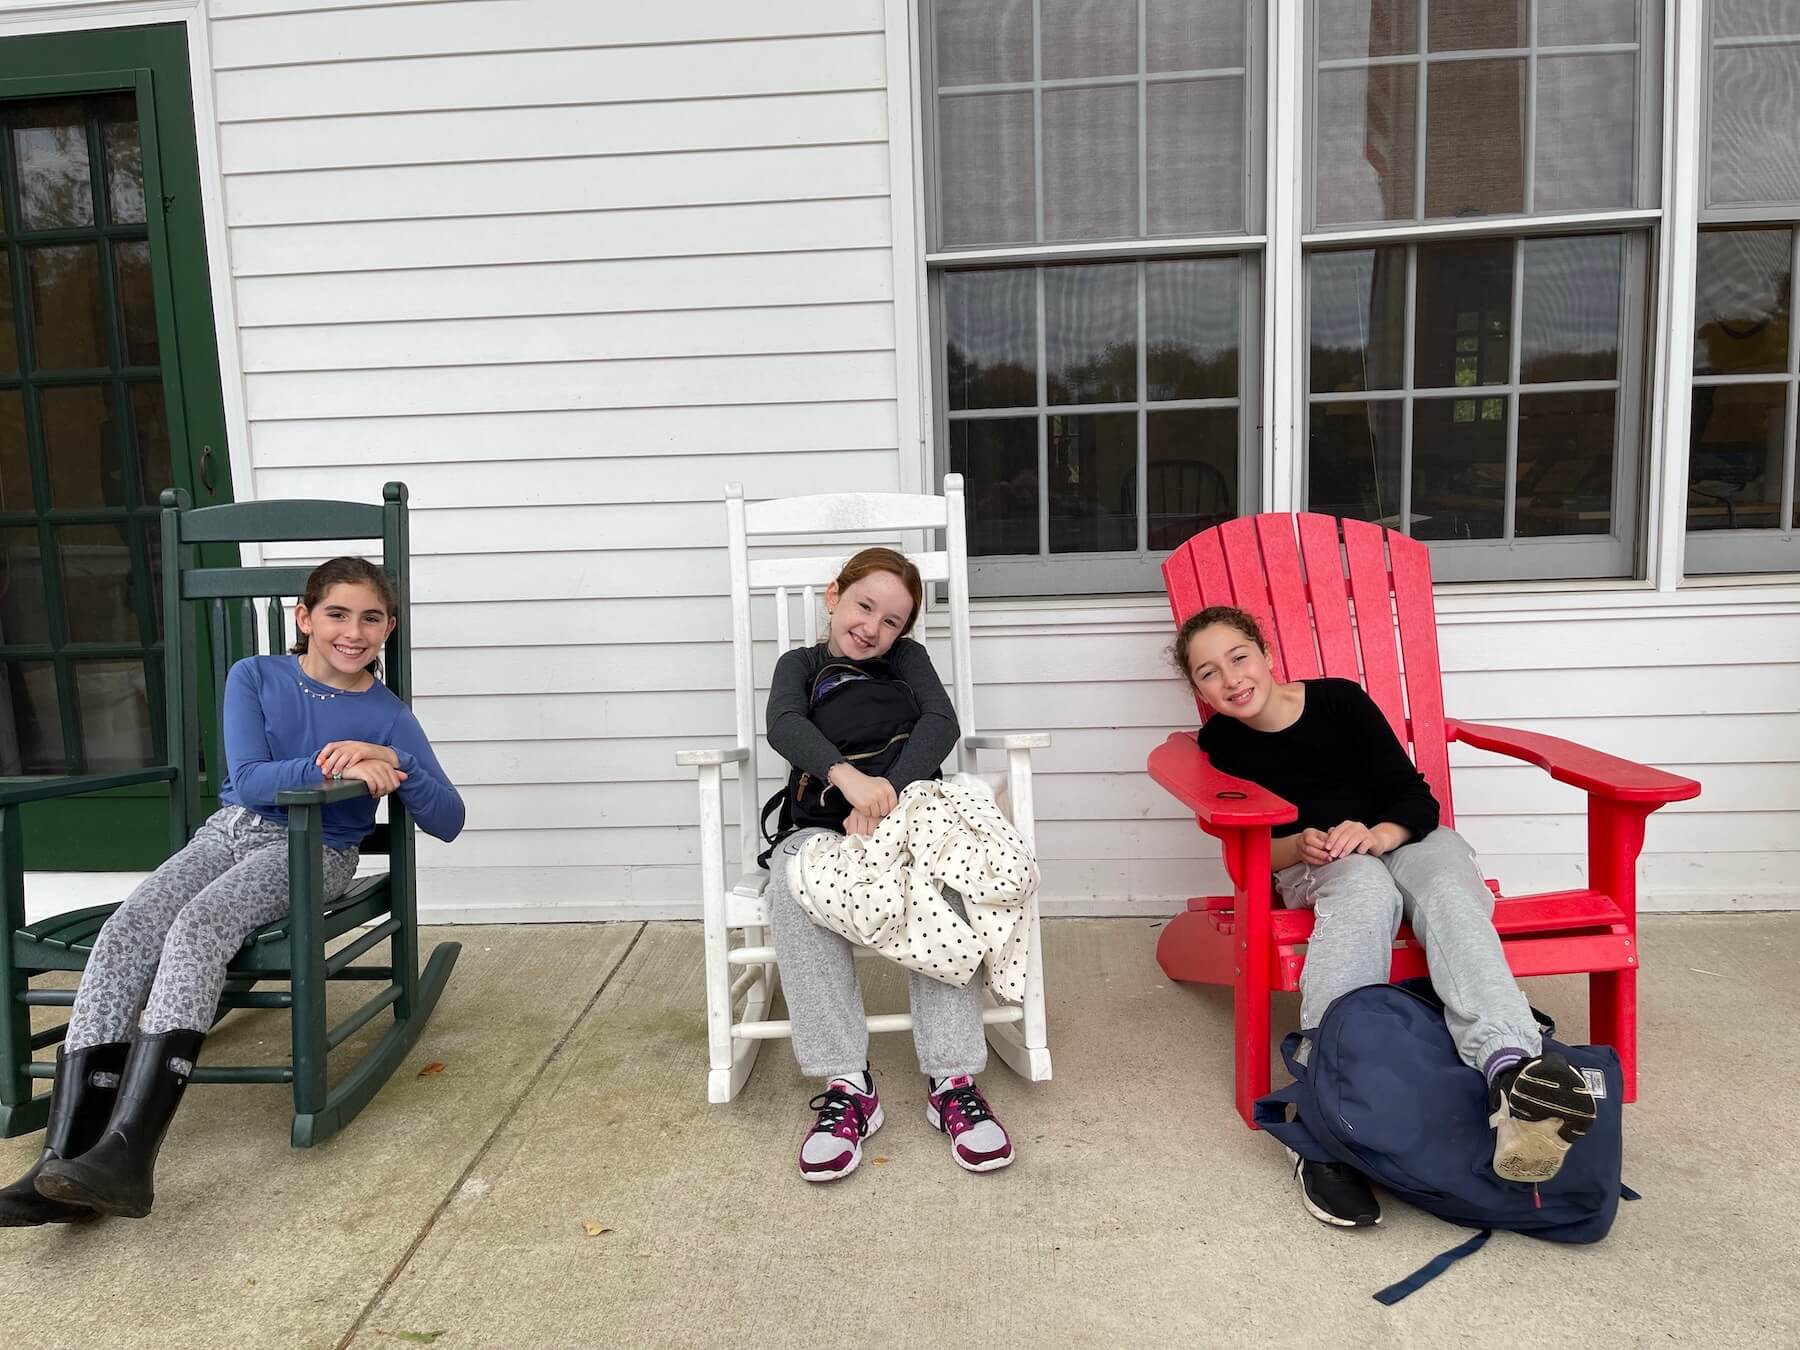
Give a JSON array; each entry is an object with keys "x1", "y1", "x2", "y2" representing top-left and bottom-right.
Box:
[{"x1": 1170, "y1": 604, "x2": 1268, "y2": 684}]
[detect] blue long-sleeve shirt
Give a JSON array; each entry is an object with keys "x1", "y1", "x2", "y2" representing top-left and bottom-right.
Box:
[{"x1": 220, "y1": 655, "x2": 466, "y2": 849}]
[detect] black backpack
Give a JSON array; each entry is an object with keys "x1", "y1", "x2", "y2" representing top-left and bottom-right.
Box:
[{"x1": 758, "y1": 657, "x2": 925, "y2": 866}]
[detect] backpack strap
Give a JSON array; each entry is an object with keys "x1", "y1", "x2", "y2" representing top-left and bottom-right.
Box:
[
  {"x1": 1373, "y1": 1229, "x2": 1493, "y2": 1306},
  {"x1": 1252, "y1": 1081, "x2": 1333, "y2": 1163},
  {"x1": 1279, "y1": 1029, "x2": 1312, "y2": 1081},
  {"x1": 755, "y1": 786, "x2": 793, "y2": 870}
]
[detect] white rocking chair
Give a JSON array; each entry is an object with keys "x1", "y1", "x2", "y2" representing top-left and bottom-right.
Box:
[{"x1": 677, "y1": 473, "x2": 1053, "y2": 1103}]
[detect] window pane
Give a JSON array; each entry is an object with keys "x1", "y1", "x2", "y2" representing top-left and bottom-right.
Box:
[
  {"x1": 27, "y1": 245, "x2": 107, "y2": 370},
  {"x1": 1317, "y1": 0, "x2": 1419, "y2": 59},
  {"x1": 1044, "y1": 85, "x2": 1138, "y2": 241},
  {"x1": 1425, "y1": 59, "x2": 1525, "y2": 218},
  {"x1": 1710, "y1": 45, "x2": 1800, "y2": 206},
  {"x1": 951, "y1": 418, "x2": 1039, "y2": 555},
  {"x1": 1427, "y1": 0, "x2": 1526, "y2": 50},
  {"x1": 1315, "y1": 64, "x2": 1418, "y2": 225},
  {"x1": 933, "y1": 0, "x2": 1033, "y2": 85},
  {"x1": 0, "y1": 662, "x2": 65, "y2": 774},
  {"x1": 0, "y1": 528, "x2": 51, "y2": 644},
  {"x1": 1148, "y1": 78, "x2": 1245, "y2": 234},
  {"x1": 13, "y1": 100, "x2": 93, "y2": 230},
  {"x1": 938, "y1": 93, "x2": 1035, "y2": 248},
  {"x1": 1714, "y1": 2, "x2": 1800, "y2": 38},
  {"x1": 58, "y1": 523, "x2": 138, "y2": 644},
  {"x1": 1688, "y1": 383, "x2": 1789, "y2": 531},
  {"x1": 0, "y1": 391, "x2": 28, "y2": 515},
  {"x1": 1148, "y1": 408, "x2": 1237, "y2": 549},
  {"x1": 1412, "y1": 395, "x2": 1509, "y2": 541},
  {"x1": 1048, "y1": 413, "x2": 1136, "y2": 552},
  {"x1": 1416, "y1": 239, "x2": 1513, "y2": 389},
  {"x1": 0, "y1": 254, "x2": 15, "y2": 374},
  {"x1": 1310, "y1": 247, "x2": 1406, "y2": 392},
  {"x1": 74, "y1": 659, "x2": 154, "y2": 771},
  {"x1": 944, "y1": 270, "x2": 1037, "y2": 410},
  {"x1": 42, "y1": 384, "x2": 126, "y2": 510},
  {"x1": 1308, "y1": 398, "x2": 1404, "y2": 524},
  {"x1": 1042, "y1": 0, "x2": 1137, "y2": 79},
  {"x1": 1148, "y1": 0, "x2": 1246, "y2": 70},
  {"x1": 100, "y1": 96, "x2": 145, "y2": 225},
  {"x1": 1520, "y1": 235, "x2": 1622, "y2": 383},
  {"x1": 1516, "y1": 390, "x2": 1617, "y2": 537},
  {"x1": 1693, "y1": 228, "x2": 1792, "y2": 376},
  {"x1": 131, "y1": 383, "x2": 174, "y2": 503},
  {"x1": 114, "y1": 240, "x2": 159, "y2": 365},
  {"x1": 1535, "y1": 54, "x2": 1636, "y2": 212},
  {"x1": 1538, "y1": 0, "x2": 1637, "y2": 44},
  {"x1": 1046, "y1": 264, "x2": 1136, "y2": 405},
  {"x1": 1147, "y1": 257, "x2": 1240, "y2": 400}
]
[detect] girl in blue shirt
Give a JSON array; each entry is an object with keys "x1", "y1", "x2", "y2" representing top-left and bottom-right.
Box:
[{"x1": 2, "y1": 558, "x2": 463, "y2": 1226}]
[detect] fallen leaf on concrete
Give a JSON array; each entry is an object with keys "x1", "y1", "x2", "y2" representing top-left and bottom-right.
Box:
[
  {"x1": 870, "y1": 1156, "x2": 889, "y2": 1166},
  {"x1": 582, "y1": 1222, "x2": 614, "y2": 1237},
  {"x1": 388, "y1": 1333, "x2": 447, "y2": 1345},
  {"x1": 417, "y1": 1062, "x2": 446, "y2": 1077}
]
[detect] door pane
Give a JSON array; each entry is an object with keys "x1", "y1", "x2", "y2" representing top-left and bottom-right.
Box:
[
  {"x1": 0, "y1": 254, "x2": 15, "y2": 374},
  {"x1": 1425, "y1": 59, "x2": 1525, "y2": 218},
  {"x1": 131, "y1": 383, "x2": 174, "y2": 501},
  {"x1": 944, "y1": 270, "x2": 1037, "y2": 410},
  {"x1": 1046, "y1": 264, "x2": 1135, "y2": 405},
  {"x1": 114, "y1": 240, "x2": 159, "y2": 364},
  {"x1": 0, "y1": 661, "x2": 64, "y2": 773},
  {"x1": 951, "y1": 417, "x2": 1039, "y2": 555},
  {"x1": 74, "y1": 659, "x2": 153, "y2": 770},
  {"x1": 100, "y1": 94, "x2": 145, "y2": 224},
  {"x1": 1693, "y1": 228, "x2": 1792, "y2": 375},
  {"x1": 1309, "y1": 398, "x2": 1404, "y2": 524},
  {"x1": 1688, "y1": 383, "x2": 1788, "y2": 530},
  {"x1": 27, "y1": 244, "x2": 107, "y2": 368},
  {"x1": 1413, "y1": 395, "x2": 1509, "y2": 540},
  {"x1": 1048, "y1": 412, "x2": 1136, "y2": 551},
  {"x1": 13, "y1": 100, "x2": 94, "y2": 229},
  {"x1": 0, "y1": 528, "x2": 50, "y2": 644},
  {"x1": 58, "y1": 523, "x2": 137, "y2": 643},
  {"x1": 1516, "y1": 390, "x2": 1617, "y2": 537},
  {"x1": 42, "y1": 384, "x2": 125, "y2": 509},
  {"x1": 0, "y1": 390, "x2": 28, "y2": 513},
  {"x1": 1148, "y1": 408, "x2": 1237, "y2": 548}
]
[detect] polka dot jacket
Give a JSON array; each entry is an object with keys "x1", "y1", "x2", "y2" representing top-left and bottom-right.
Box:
[{"x1": 787, "y1": 774, "x2": 1037, "y2": 1002}]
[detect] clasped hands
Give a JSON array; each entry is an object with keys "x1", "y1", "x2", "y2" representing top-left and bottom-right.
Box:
[
  {"x1": 315, "y1": 740, "x2": 409, "y2": 797},
  {"x1": 828, "y1": 762, "x2": 895, "y2": 839},
  {"x1": 1294, "y1": 819, "x2": 1408, "y2": 865}
]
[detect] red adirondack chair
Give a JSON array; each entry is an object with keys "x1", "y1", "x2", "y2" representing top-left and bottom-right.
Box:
[{"x1": 1148, "y1": 514, "x2": 1701, "y2": 1129}]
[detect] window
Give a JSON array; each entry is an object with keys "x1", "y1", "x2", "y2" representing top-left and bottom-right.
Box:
[
  {"x1": 1304, "y1": 1, "x2": 1661, "y2": 583},
  {"x1": 923, "y1": 0, "x2": 1262, "y2": 594},
  {"x1": 1688, "y1": 2, "x2": 1800, "y2": 574}
]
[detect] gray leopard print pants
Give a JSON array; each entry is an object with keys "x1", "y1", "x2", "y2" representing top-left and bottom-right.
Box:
[{"x1": 65, "y1": 805, "x2": 359, "y2": 1050}]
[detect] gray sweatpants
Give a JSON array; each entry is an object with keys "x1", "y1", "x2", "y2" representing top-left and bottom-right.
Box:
[
  {"x1": 766, "y1": 828, "x2": 987, "y2": 1081},
  {"x1": 1274, "y1": 826, "x2": 1540, "y2": 1071},
  {"x1": 65, "y1": 806, "x2": 360, "y2": 1051}
]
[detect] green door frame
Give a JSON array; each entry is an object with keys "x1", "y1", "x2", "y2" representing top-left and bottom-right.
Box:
[{"x1": 0, "y1": 24, "x2": 233, "y2": 869}]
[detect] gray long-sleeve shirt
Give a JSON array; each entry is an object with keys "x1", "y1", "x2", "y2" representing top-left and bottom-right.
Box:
[{"x1": 764, "y1": 638, "x2": 960, "y2": 791}]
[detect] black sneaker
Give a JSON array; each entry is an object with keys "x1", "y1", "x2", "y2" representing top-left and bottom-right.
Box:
[
  {"x1": 1488, "y1": 1050, "x2": 1597, "y2": 1183},
  {"x1": 1289, "y1": 1149, "x2": 1381, "y2": 1227}
]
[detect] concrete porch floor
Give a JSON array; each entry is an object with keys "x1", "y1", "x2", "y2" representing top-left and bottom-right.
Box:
[{"x1": 1, "y1": 913, "x2": 1795, "y2": 1349}]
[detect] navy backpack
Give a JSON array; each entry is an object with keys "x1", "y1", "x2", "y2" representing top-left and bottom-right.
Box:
[{"x1": 1255, "y1": 979, "x2": 1636, "y2": 1303}]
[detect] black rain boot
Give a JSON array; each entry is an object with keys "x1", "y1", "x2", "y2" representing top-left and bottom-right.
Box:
[
  {"x1": 35, "y1": 1029, "x2": 204, "y2": 1219},
  {"x1": 0, "y1": 1041, "x2": 130, "y2": 1227}
]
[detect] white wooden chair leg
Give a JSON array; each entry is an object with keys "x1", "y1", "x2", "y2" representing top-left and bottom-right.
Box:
[
  {"x1": 985, "y1": 747, "x2": 1051, "y2": 1081},
  {"x1": 696, "y1": 765, "x2": 742, "y2": 1103}
]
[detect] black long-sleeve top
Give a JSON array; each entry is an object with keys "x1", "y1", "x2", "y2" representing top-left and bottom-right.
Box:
[
  {"x1": 765, "y1": 638, "x2": 960, "y2": 791},
  {"x1": 1197, "y1": 677, "x2": 1440, "y2": 845}
]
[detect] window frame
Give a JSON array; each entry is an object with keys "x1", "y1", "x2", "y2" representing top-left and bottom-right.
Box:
[
  {"x1": 919, "y1": 0, "x2": 1269, "y2": 596},
  {"x1": 1685, "y1": 7, "x2": 1800, "y2": 575}
]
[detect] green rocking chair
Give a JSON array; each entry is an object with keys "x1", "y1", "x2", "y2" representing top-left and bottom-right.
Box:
[{"x1": 0, "y1": 483, "x2": 459, "y2": 1147}]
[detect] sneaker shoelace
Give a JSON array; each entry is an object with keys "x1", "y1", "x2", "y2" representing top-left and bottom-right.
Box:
[
  {"x1": 934, "y1": 1082, "x2": 992, "y2": 1135},
  {"x1": 808, "y1": 1086, "x2": 870, "y2": 1141}
]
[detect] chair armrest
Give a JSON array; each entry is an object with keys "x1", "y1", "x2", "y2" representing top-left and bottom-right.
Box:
[
  {"x1": 0, "y1": 766, "x2": 177, "y2": 807},
  {"x1": 675, "y1": 746, "x2": 751, "y2": 768},
  {"x1": 276, "y1": 780, "x2": 373, "y2": 807},
  {"x1": 1447, "y1": 719, "x2": 1701, "y2": 805},
  {"x1": 1147, "y1": 732, "x2": 1297, "y2": 829},
  {"x1": 964, "y1": 733, "x2": 1052, "y2": 751}
]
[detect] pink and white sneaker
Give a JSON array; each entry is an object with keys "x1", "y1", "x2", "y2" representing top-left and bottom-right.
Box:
[
  {"x1": 798, "y1": 1071, "x2": 883, "y2": 1182},
  {"x1": 926, "y1": 1075, "x2": 1014, "y2": 1173}
]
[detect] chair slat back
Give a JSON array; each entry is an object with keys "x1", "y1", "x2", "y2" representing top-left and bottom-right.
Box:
[
  {"x1": 723, "y1": 476, "x2": 974, "y2": 873},
  {"x1": 159, "y1": 484, "x2": 413, "y2": 852},
  {"x1": 1161, "y1": 512, "x2": 1456, "y2": 824}
]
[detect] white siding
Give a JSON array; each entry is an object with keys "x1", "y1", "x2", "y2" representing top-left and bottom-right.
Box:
[{"x1": 196, "y1": 0, "x2": 1800, "y2": 923}]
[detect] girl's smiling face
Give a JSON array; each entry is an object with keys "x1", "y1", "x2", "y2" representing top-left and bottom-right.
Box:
[
  {"x1": 1185, "y1": 620, "x2": 1278, "y2": 722},
  {"x1": 825, "y1": 570, "x2": 914, "y2": 660},
  {"x1": 295, "y1": 581, "x2": 396, "y2": 686}
]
